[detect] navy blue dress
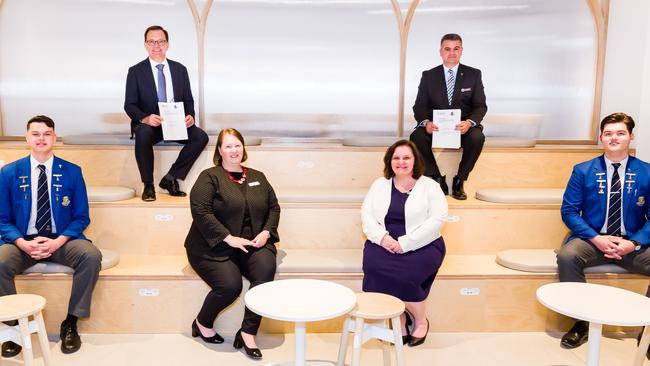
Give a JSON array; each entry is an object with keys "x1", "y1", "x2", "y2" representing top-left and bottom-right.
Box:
[{"x1": 362, "y1": 181, "x2": 446, "y2": 302}]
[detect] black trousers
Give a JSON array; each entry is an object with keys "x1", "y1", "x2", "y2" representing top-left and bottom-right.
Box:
[
  {"x1": 409, "y1": 126, "x2": 485, "y2": 180},
  {"x1": 187, "y1": 247, "x2": 277, "y2": 335},
  {"x1": 0, "y1": 239, "x2": 102, "y2": 318},
  {"x1": 134, "y1": 123, "x2": 209, "y2": 184}
]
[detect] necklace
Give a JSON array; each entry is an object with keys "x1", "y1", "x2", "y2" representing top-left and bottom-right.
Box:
[{"x1": 227, "y1": 167, "x2": 247, "y2": 184}]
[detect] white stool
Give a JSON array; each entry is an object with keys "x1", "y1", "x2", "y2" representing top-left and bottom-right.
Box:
[
  {"x1": 0, "y1": 294, "x2": 51, "y2": 366},
  {"x1": 336, "y1": 292, "x2": 405, "y2": 366}
]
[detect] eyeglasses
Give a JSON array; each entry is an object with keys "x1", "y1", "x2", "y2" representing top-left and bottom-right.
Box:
[{"x1": 145, "y1": 40, "x2": 168, "y2": 46}]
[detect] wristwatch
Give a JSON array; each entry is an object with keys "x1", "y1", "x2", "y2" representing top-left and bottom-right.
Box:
[{"x1": 631, "y1": 240, "x2": 642, "y2": 251}]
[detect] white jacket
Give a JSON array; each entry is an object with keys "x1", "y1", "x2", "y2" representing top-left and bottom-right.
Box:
[{"x1": 361, "y1": 176, "x2": 448, "y2": 253}]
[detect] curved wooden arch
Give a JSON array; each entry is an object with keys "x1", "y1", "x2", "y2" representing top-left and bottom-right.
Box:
[
  {"x1": 587, "y1": 0, "x2": 609, "y2": 141},
  {"x1": 187, "y1": 0, "x2": 213, "y2": 130}
]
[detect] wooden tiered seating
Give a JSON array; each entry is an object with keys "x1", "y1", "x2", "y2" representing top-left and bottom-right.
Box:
[{"x1": 3, "y1": 141, "x2": 643, "y2": 336}]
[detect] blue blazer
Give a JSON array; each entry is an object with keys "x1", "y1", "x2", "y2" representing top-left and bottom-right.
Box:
[
  {"x1": 124, "y1": 58, "x2": 195, "y2": 134},
  {"x1": 0, "y1": 156, "x2": 90, "y2": 244},
  {"x1": 561, "y1": 155, "x2": 650, "y2": 246}
]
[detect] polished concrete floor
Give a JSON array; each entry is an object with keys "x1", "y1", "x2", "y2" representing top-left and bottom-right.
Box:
[{"x1": 2, "y1": 331, "x2": 649, "y2": 365}]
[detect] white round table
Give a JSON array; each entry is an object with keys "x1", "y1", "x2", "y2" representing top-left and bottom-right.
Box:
[
  {"x1": 245, "y1": 279, "x2": 357, "y2": 366},
  {"x1": 537, "y1": 282, "x2": 650, "y2": 366}
]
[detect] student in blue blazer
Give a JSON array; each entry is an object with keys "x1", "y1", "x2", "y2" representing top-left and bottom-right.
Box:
[
  {"x1": 0, "y1": 116, "x2": 102, "y2": 356},
  {"x1": 558, "y1": 112, "x2": 650, "y2": 357}
]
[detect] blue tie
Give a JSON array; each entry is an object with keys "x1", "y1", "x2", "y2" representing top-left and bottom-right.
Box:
[
  {"x1": 446, "y1": 69, "x2": 455, "y2": 106},
  {"x1": 36, "y1": 165, "x2": 52, "y2": 236},
  {"x1": 606, "y1": 163, "x2": 622, "y2": 236},
  {"x1": 156, "y1": 64, "x2": 167, "y2": 103}
]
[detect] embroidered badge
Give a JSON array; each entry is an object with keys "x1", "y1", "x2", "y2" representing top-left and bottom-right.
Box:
[
  {"x1": 62, "y1": 196, "x2": 71, "y2": 207},
  {"x1": 637, "y1": 196, "x2": 646, "y2": 207}
]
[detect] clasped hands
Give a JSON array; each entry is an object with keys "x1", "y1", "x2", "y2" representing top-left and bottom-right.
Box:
[
  {"x1": 380, "y1": 233, "x2": 404, "y2": 254},
  {"x1": 142, "y1": 114, "x2": 194, "y2": 128},
  {"x1": 225, "y1": 231, "x2": 271, "y2": 253},
  {"x1": 15, "y1": 236, "x2": 67, "y2": 260},
  {"x1": 425, "y1": 120, "x2": 472, "y2": 135},
  {"x1": 590, "y1": 235, "x2": 636, "y2": 260}
]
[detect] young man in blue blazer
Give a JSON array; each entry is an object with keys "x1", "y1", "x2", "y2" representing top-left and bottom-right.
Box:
[
  {"x1": 0, "y1": 115, "x2": 102, "y2": 356},
  {"x1": 558, "y1": 112, "x2": 650, "y2": 357}
]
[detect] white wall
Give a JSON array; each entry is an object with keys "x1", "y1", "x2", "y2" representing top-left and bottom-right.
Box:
[{"x1": 601, "y1": 0, "x2": 650, "y2": 159}]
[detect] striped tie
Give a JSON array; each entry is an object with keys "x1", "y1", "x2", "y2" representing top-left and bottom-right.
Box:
[
  {"x1": 156, "y1": 64, "x2": 167, "y2": 103},
  {"x1": 35, "y1": 164, "x2": 52, "y2": 236},
  {"x1": 606, "y1": 163, "x2": 622, "y2": 236},
  {"x1": 446, "y1": 69, "x2": 455, "y2": 106}
]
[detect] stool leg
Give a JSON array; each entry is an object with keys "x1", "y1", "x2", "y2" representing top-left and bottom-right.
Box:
[
  {"x1": 18, "y1": 317, "x2": 34, "y2": 366},
  {"x1": 336, "y1": 317, "x2": 352, "y2": 366},
  {"x1": 351, "y1": 317, "x2": 365, "y2": 366},
  {"x1": 382, "y1": 320, "x2": 390, "y2": 366},
  {"x1": 35, "y1": 311, "x2": 52, "y2": 366},
  {"x1": 390, "y1": 316, "x2": 405, "y2": 366}
]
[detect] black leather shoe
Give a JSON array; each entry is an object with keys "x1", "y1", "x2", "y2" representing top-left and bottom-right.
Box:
[
  {"x1": 60, "y1": 320, "x2": 81, "y2": 354},
  {"x1": 451, "y1": 176, "x2": 467, "y2": 200},
  {"x1": 636, "y1": 328, "x2": 650, "y2": 360},
  {"x1": 159, "y1": 176, "x2": 187, "y2": 197},
  {"x1": 402, "y1": 311, "x2": 413, "y2": 345},
  {"x1": 433, "y1": 176, "x2": 448, "y2": 195},
  {"x1": 1, "y1": 341, "x2": 22, "y2": 358},
  {"x1": 142, "y1": 183, "x2": 156, "y2": 202},
  {"x1": 561, "y1": 321, "x2": 588, "y2": 349},
  {"x1": 233, "y1": 329, "x2": 262, "y2": 360},
  {"x1": 408, "y1": 319, "x2": 429, "y2": 347},
  {"x1": 191, "y1": 319, "x2": 224, "y2": 344}
]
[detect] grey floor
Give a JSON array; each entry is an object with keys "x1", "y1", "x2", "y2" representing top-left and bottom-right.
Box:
[{"x1": 2, "y1": 332, "x2": 649, "y2": 366}]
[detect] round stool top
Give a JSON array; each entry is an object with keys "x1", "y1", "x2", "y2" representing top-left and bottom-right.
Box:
[
  {"x1": 0, "y1": 294, "x2": 46, "y2": 321},
  {"x1": 352, "y1": 292, "x2": 405, "y2": 320}
]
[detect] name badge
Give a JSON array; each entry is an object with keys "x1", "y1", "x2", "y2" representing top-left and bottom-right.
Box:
[
  {"x1": 461, "y1": 88, "x2": 472, "y2": 92},
  {"x1": 248, "y1": 181, "x2": 260, "y2": 187}
]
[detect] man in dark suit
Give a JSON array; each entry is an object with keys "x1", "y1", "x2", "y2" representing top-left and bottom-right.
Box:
[
  {"x1": 557, "y1": 112, "x2": 650, "y2": 358},
  {"x1": 410, "y1": 33, "x2": 487, "y2": 200},
  {"x1": 0, "y1": 115, "x2": 102, "y2": 356},
  {"x1": 124, "y1": 25, "x2": 208, "y2": 201}
]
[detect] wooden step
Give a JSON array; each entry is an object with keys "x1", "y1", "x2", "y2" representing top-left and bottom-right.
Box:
[
  {"x1": 86, "y1": 195, "x2": 567, "y2": 255},
  {"x1": 16, "y1": 254, "x2": 648, "y2": 335},
  {"x1": 0, "y1": 143, "x2": 605, "y2": 192}
]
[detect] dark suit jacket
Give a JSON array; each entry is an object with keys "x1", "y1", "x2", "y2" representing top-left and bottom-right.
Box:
[
  {"x1": 124, "y1": 58, "x2": 195, "y2": 134},
  {"x1": 412, "y1": 64, "x2": 487, "y2": 127},
  {"x1": 561, "y1": 155, "x2": 650, "y2": 246},
  {"x1": 0, "y1": 156, "x2": 90, "y2": 244},
  {"x1": 184, "y1": 166, "x2": 281, "y2": 259}
]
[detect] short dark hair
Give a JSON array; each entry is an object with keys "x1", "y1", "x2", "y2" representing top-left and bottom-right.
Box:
[
  {"x1": 600, "y1": 112, "x2": 635, "y2": 134},
  {"x1": 144, "y1": 25, "x2": 168, "y2": 42},
  {"x1": 441, "y1": 33, "x2": 462, "y2": 46},
  {"x1": 382, "y1": 140, "x2": 424, "y2": 179},
  {"x1": 26, "y1": 115, "x2": 55, "y2": 131},
  {"x1": 214, "y1": 128, "x2": 248, "y2": 166}
]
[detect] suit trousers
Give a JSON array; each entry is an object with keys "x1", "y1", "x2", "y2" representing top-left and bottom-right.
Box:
[
  {"x1": 557, "y1": 238, "x2": 650, "y2": 296},
  {"x1": 0, "y1": 239, "x2": 102, "y2": 318},
  {"x1": 410, "y1": 126, "x2": 485, "y2": 180},
  {"x1": 187, "y1": 246, "x2": 277, "y2": 335},
  {"x1": 134, "y1": 123, "x2": 209, "y2": 184}
]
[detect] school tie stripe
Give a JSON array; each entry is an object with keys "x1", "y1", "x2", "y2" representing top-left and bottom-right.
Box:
[
  {"x1": 446, "y1": 69, "x2": 455, "y2": 106},
  {"x1": 606, "y1": 163, "x2": 622, "y2": 236},
  {"x1": 35, "y1": 164, "x2": 52, "y2": 236}
]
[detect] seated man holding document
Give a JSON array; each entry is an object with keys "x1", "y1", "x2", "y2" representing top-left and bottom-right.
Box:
[
  {"x1": 124, "y1": 25, "x2": 208, "y2": 202},
  {"x1": 410, "y1": 33, "x2": 487, "y2": 200}
]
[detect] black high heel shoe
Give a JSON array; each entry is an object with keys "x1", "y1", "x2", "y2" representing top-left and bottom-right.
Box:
[
  {"x1": 233, "y1": 329, "x2": 262, "y2": 359},
  {"x1": 408, "y1": 319, "x2": 429, "y2": 347},
  {"x1": 191, "y1": 319, "x2": 224, "y2": 344},
  {"x1": 401, "y1": 311, "x2": 413, "y2": 345}
]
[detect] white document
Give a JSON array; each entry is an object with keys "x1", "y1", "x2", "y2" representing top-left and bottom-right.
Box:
[
  {"x1": 432, "y1": 109, "x2": 461, "y2": 149},
  {"x1": 158, "y1": 102, "x2": 188, "y2": 141}
]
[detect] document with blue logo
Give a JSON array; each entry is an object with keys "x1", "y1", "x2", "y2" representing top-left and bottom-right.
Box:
[
  {"x1": 432, "y1": 109, "x2": 460, "y2": 149},
  {"x1": 159, "y1": 102, "x2": 188, "y2": 141}
]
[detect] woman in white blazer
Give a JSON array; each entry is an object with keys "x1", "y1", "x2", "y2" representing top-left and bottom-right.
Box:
[{"x1": 361, "y1": 139, "x2": 448, "y2": 347}]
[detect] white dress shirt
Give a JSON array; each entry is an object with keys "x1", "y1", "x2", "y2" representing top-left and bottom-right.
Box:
[
  {"x1": 27, "y1": 154, "x2": 57, "y2": 235},
  {"x1": 148, "y1": 58, "x2": 174, "y2": 103}
]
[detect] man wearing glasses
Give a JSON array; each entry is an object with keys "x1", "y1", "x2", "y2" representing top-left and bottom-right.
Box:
[{"x1": 124, "y1": 25, "x2": 208, "y2": 202}]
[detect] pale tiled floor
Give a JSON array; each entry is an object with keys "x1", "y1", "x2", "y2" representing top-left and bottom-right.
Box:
[{"x1": 2, "y1": 332, "x2": 649, "y2": 366}]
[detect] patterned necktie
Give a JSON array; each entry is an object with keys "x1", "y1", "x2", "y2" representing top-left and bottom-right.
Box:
[
  {"x1": 446, "y1": 69, "x2": 455, "y2": 106},
  {"x1": 606, "y1": 163, "x2": 622, "y2": 236},
  {"x1": 156, "y1": 64, "x2": 167, "y2": 103},
  {"x1": 36, "y1": 164, "x2": 52, "y2": 236}
]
